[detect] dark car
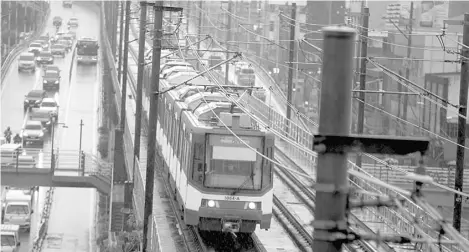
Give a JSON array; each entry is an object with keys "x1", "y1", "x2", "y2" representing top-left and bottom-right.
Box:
[
  {"x1": 24, "y1": 90, "x2": 47, "y2": 111},
  {"x1": 42, "y1": 68, "x2": 61, "y2": 91},
  {"x1": 63, "y1": 1, "x2": 72, "y2": 8},
  {"x1": 50, "y1": 44, "x2": 66, "y2": 57},
  {"x1": 36, "y1": 51, "x2": 54, "y2": 65}
]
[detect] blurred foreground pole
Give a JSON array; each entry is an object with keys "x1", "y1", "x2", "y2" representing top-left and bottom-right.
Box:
[
  {"x1": 453, "y1": 13, "x2": 469, "y2": 231},
  {"x1": 143, "y1": 1, "x2": 163, "y2": 251},
  {"x1": 312, "y1": 26, "x2": 356, "y2": 252}
]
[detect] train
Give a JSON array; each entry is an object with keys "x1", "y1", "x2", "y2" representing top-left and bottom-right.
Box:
[{"x1": 141, "y1": 57, "x2": 275, "y2": 234}]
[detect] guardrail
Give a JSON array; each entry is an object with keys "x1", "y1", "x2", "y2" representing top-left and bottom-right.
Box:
[
  {"x1": 30, "y1": 187, "x2": 54, "y2": 252},
  {"x1": 1, "y1": 9, "x2": 51, "y2": 84}
]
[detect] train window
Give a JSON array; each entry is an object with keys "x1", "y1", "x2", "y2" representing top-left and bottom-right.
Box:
[{"x1": 262, "y1": 147, "x2": 273, "y2": 187}]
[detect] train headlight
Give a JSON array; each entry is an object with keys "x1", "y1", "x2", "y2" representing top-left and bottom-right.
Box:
[
  {"x1": 248, "y1": 202, "x2": 256, "y2": 210},
  {"x1": 207, "y1": 200, "x2": 216, "y2": 208}
]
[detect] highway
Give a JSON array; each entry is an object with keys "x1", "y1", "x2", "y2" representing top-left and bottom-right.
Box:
[
  {"x1": 0, "y1": 7, "x2": 59, "y2": 252},
  {"x1": 40, "y1": 2, "x2": 100, "y2": 252},
  {"x1": 0, "y1": 1, "x2": 98, "y2": 251}
]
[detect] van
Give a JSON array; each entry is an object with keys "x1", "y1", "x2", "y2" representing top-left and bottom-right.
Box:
[
  {"x1": 17, "y1": 53, "x2": 36, "y2": 73},
  {"x1": 3, "y1": 190, "x2": 33, "y2": 231},
  {"x1": 0, "y1": 144, "x2": 22, "y2": 166},
  {"x1": 1, "y1": 224, "x2": 21, "y2": 252}
]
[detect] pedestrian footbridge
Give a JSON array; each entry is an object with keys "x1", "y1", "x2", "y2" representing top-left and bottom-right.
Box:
[{"x1": 1, "y1": 148, "x2": 111, "y2": 194}]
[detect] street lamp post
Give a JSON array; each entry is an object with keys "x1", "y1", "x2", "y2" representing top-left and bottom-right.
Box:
[
  {"x1": 78, "y1": 119, "x2": 84, "y2": 170},
  {"x1": 50, "y1": 116, "x2": 67, "y2": 172}
]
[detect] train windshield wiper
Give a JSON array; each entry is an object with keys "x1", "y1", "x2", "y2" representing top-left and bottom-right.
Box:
[{"x1": 231, "y1": 171, "x2": 255, "y2": 195}]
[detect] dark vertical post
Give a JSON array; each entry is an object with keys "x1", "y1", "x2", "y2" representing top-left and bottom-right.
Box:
[
  {"x1": 143, "y1": 2, "x2": 163, "y2": 251},
  {"x1": 119, "y1": 1, "x2": 131, "y2": 131},
  {"x1": 402, "y1": 1, "x2": 414, "y2": 132},
  {"x1": 224, "y1": 1, "x2": 232, "y2": 85},
  {"x1": 134, "y1": 1, "x2": 147, "y2": 171},
  {"x1": 50, "y1": 117, "x2": 55, "y2": 172},
  {"x1": 118, "y1": 1, "x2": 125, "y2": 82},
  {"x1": 356, "y1": 7, "x2": 369, "y2": 168},
  {"x1": 286, "y1": 3, "x2": 296, "y2": 122},
  {"x1": 78, "y1": 119, "x2": 84, "y2": 172},
  {"x1": 312, "y1": 26, "x2": 355, "y2": 252},
  {"x1": 453, "y1": 13, "x2": 469, "y2": 232},
  {"x1": 196, "y1": 1, "x2": 203, "y2": 70}
]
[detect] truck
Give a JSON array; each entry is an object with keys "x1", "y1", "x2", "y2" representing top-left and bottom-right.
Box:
[
  {"x1": 1, "y1": 224, "x2": 21, "y2": 252},
  {"x1": 76, "y1": 37, "x2": 99, "y2": 64},
  {"x1": 2, "y1": 190, "x2": 33, "y2": 232}
]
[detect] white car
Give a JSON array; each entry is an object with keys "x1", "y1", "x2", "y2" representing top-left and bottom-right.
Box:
[
  {"x1": 161, "y1": 66, "x2": 196, "y2": 79},
  {"x1": 28, "y1": 42, "x2": 43, "y2": 54},
  {"x1": 39, "y1": 97, "x2": 59, "y2": 120}
]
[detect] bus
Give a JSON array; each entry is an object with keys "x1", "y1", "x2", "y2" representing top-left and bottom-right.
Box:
[{"x1": 76, "y1": 37, "x2": 99, "y2": 64}]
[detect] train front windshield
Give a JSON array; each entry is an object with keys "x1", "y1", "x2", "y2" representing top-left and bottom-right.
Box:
[{"x1": 204, "y1": 135, "x2": 263, "y2": 190}]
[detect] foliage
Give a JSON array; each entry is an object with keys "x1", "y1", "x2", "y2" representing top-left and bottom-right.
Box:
[{"x1": 99, "y1": 213, "x2": 143, "y2": 252}]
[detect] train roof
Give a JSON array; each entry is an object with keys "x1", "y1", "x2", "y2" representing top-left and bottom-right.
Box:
[{"x1": 157, "y1": 60, "x2": 265, "y2": 133}]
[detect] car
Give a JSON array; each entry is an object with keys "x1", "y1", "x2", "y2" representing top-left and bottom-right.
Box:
[
  {"x1": 56, "y1": 39, "x2": 72, "y2": 52},
  {"x1": 161, "y1": 66, "x2": 196, "y2": 79},
  {"x1": 51, "y1": 31, "x2": 66, "y2": 43},
  {"x1": 21, "y1": 121, "x2": 46, "y2": 146},
  {"x1": 28, "y1": 42, "x2": 43, "y2": 55},
  {"x1": 42, "y1": 68, "x2": 61, "y2": 91},
  {"x1": 62, "y1": 34, "x2": 74, "y2": 44},
  {"x1": 53, "y1": 16, "x2": 63, "y2": 27},
  {"x1": 24, "y1": 90, "x2": 47, "y2": 111},
  {"x1": 36, "y1": 51, "x2": 54, "y2": 65},
  {"x1": 29, "y1": 108, "x2": 53, "y2": 131},
  {"x1": 68, "y1": 17, "x2": 79, "y2": 27},
  {"x1": 37, "y1": 35, "x2": 50, "y2": 43},
  {"x1": 67, "y1": 30, "x2": 76, "y2": 40},
  {"x1": 62, "y1": 1, "x2": 72, "y2": 8},
  {"x1": 50, "y1": 44, "x2": 66, "y2": 57},
  {"x1": 17, "y1": 53, "x2": 36, "y2": 73},
  {"x1": 33, "y1": 40, "x2": 49, "y2": 51},
  {"x1": 39, "y1": 98, "x2": 59, "y2": 120}
]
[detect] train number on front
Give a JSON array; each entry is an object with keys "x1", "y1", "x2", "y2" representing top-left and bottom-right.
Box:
[{"x1": 224, "y1": 196, "x2": 240, "y2": 201}]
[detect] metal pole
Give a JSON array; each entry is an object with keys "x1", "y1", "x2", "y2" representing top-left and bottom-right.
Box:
[
  {"x1": 185, "y1": 2, "x2": 190, "y2": 55},
  {"x1": 453, "y1": 13, "x2": 469, "y2": 232},
  {"x1": 356, "y1": 7, "x2": 369, "y2": 168},
  {"x1": 143, "y1": 2, "x2": 163, "y2": 251},
  {"x1": 51, "y1": 118, "x2": 55, "y2": 171},
  {"x1": 402, "y1": 1, "x2": 414, "y2": 134},
  {"x1": 78, "y1": 119, "x2": 84, "y2": 171},
  {"x1": 312, "y1": 26, "x2": 355, "y2": 252},
  {"x1": 286, "y1": 3, "x2": 296, "y2": 122},
  {"x1": 118, "y1": 1, "x2": 125, "y2": 82},
  {"x1": 224, "y1": 1, "x2": 232, "y2": 85},
  {"x1": 134, "y1": 1, "x2": 147, "y2": 171},
  {"x1": 196, "y1": 1, "x2": 203, "y2": 70},
  {"x1": 120, "y1": 1, "x2": 131, "y2": 131}
]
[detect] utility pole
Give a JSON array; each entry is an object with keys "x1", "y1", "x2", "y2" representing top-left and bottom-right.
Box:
[
  {"x1": 120, "y1": 1, "x2": 131, "y2": 131},
  {"x1": 225, "y1": 0, "x2": 232, "y2": 85},
  {"x1": 286, "y1": 2, "x2": 296, "y2": 123},
  {"x1": 196, "y1": 1, "x2": 203, "y2": 70},
  {"x1": 134, "y1": 1, "x2": 147, "y2": 167},
  {"x1": 312, "y1": 26, "x2": 355, "y2": 252},
  {"x1": 401, "y1": 1, "x2": 414, "y2": 134},
  {"x1": 453, "y1": 13, "x2": 469, "y2": 232},
  {"x1": 356, "y1": 7, "x2": 369, "y2": 169},
  {"x1": 117, "y1": 1, "x2": 125, "y2": 82},
  {"x1": 143, "y1": 1, "x2": 163, "y2": 251}
]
